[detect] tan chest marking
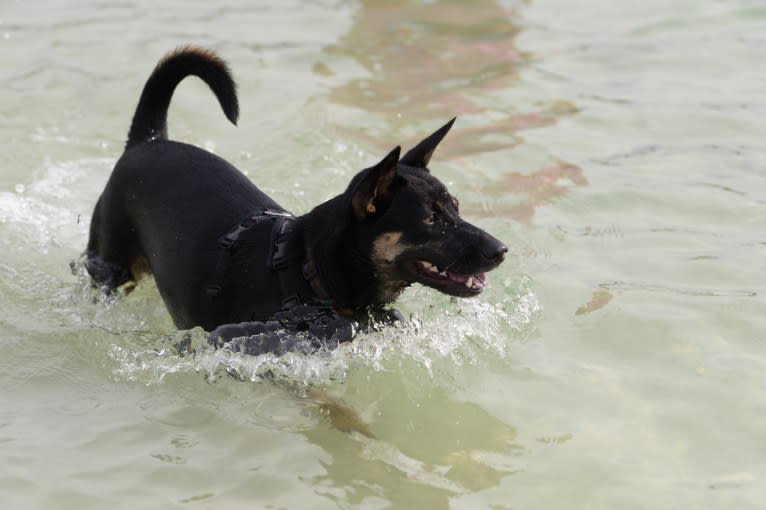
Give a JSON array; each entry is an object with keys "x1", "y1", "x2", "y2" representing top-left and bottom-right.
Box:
[{"x1": 371, "y1": 231, "x2": 408, "y2": 303}]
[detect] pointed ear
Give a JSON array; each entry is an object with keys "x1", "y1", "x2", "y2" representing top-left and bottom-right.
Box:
[
  {"x1": 351, "y1": 146, "x2": 401, "y2": 220},
  {"x1": 400, "y1": 117, "x2": 456, "y2": 169}
]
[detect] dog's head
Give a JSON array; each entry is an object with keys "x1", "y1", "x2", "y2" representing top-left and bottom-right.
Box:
[{"x1": 348, "y1": 119, "x2": 507, "y2": 302}]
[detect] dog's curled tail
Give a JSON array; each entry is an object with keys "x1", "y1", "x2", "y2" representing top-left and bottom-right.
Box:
[{"x1": 125, "y1": 46, "x2": 239, "y2": 149}]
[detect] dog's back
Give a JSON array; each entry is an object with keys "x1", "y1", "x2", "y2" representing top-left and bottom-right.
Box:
[{"x1": 86, "y1": 47, "x2": 288, "y2": 329}]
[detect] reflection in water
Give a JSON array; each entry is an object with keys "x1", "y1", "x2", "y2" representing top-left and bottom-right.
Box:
[
  {"x1": 319, "y1": 0, "x2": 582, "y2": 221},
  {"x1": 302, "y1": 379, "x2": 522, "y2": 507},
  {"x1": 576, "y1": 288, "x2": 613, "y2": 316},
  {"x1": 327, "y1": 0, "x2": 523, "y2": 111},
  {"x1": 471, "y1": 163, "x2": 588, "y2": 222},
  {"x1": 97, "y1": 290, "x2": 535, "y2": 505}
]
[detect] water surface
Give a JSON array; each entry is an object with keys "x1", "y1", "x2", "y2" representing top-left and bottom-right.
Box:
[{"x1": 1, "y1": 1, "x2": 765, "y2": 508}]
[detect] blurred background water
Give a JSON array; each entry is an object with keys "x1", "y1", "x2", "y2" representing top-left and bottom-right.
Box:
[{"x1": 1, "y1": 0, "x2": 765, "y2": 508}]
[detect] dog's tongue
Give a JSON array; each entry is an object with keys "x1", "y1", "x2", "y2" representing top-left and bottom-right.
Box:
[{"x1": 449, "y1": 272, "x2": 469, "y2": 283}]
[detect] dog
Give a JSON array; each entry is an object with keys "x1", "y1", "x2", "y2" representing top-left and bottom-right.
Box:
[{"x1": 83, "y1": 46, "x2": 507, "y2": 355}]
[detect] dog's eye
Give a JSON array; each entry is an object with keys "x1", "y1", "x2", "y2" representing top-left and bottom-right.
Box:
[{"x1": 423, "y1": 213, "x2": 435, "y2": 225}]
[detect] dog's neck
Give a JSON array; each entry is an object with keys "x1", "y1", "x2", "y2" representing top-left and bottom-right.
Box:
[{"x1": 298, "y1": 197, "x2": 391, "y2": 313}]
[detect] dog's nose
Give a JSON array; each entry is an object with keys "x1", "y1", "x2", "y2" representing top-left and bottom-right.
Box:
[{"x1": 482, "y1": 239, "x2": 508, "y2": 261}]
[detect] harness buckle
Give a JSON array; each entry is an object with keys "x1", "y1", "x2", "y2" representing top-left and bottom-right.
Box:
[
  {"x1": 219, "y1": 224, "x2": 248, "y2": 250},
  {"x1": 281, "y1": 295, "x2": 300, "y2": 311}
]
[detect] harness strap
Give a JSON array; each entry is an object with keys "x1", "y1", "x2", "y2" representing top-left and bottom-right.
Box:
[
  {"x1": 301, "y1": 256, "x2": 333, "y2": 305},
  {"x1": 207, "y1": 208, "x2": 336, "y2": 313},
  {"x1": 205, "y1": 208, "x2": 293, "y2": 298},
  {"x1": 270, "y1": 216, "x2": 300, "y2": 311}
]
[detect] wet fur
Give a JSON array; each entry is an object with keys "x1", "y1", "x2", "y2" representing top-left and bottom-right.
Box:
[{"x1": 84, "y1": 46, "x2": 507, "y2": 343}]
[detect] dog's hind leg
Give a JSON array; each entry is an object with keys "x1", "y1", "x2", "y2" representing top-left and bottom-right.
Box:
[
  {"x1": 83, "y1": 253, "x2": 132, "y2": 293},
  {"x1": 83, "y1": 198, "x2": 135, "y2": 293}
]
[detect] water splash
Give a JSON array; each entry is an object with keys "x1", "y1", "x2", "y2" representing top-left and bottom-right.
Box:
[
  {"x1": 103, "y1": 278, "x2": 540, "y2": 387},
  {"x1": 0, "y1": 157, "x2": 112, "y2": 252}
]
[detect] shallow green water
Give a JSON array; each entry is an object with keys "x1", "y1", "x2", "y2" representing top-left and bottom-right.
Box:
[{"x1": 1, "y1": 1, "x2": 765, "y2": 508}]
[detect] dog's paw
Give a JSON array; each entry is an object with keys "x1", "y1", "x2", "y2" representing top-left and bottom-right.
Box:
[
  {"x1": 274, "y1": 305, "x2": 356, "y2": 348},
  {"x1": 381, "y1": 307, "x2": 406, "y2": 324}
]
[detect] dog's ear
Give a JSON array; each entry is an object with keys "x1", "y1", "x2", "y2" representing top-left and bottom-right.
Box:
[
  {"x1": 400, "y1": 117, "x2": 456, "y2": 170},
  {"x1": 351, "y1": 146, "x2": 401, "y2": 220}
]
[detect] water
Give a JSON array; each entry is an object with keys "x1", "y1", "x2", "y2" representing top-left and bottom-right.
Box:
[{"x1": 1, "y1": 0, "x2": 765, "y2": 508}]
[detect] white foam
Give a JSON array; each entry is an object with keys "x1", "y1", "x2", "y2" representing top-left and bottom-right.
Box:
[{"x1": 0, "y1": 157, "x2": 113, "y2": 252}]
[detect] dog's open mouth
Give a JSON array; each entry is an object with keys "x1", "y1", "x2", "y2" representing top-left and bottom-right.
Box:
[{"x1": 414, "y1": 260, "x2": 486, "y2": 296}]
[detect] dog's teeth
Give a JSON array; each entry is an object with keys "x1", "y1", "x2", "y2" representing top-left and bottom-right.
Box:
[
  {"x1": 420, "y1": 261, "x2": 449, "y2": 277},
  {"x1": 421, "y1": 261, "x2": 439, "y2": 273},
  {"x1": 465, "y1": 277, "x2": 473, "y2": 288}
]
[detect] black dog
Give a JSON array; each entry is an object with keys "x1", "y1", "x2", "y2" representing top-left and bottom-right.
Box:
[{"x1": 84, "y1": 46, "x2": 507, "y2": 354}]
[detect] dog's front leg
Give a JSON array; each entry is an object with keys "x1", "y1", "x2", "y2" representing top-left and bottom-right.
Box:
[
  {"x1": 272, "y1": 305, "x2": 357, "y2": 350},
  {"x1": 207, "y1": 320, "x2": 300, "y2": 355},
  {"x1": 206, "y1": 306, "x2": 357, "y2": 356}
]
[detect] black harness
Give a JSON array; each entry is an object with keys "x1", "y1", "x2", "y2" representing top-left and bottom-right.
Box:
[
  {"x1": 201, "y1": 210, "x2": 405, "y2": 353},
  {"x1": 206, "y1": 208, "x2": 332, "y2": 313}
]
